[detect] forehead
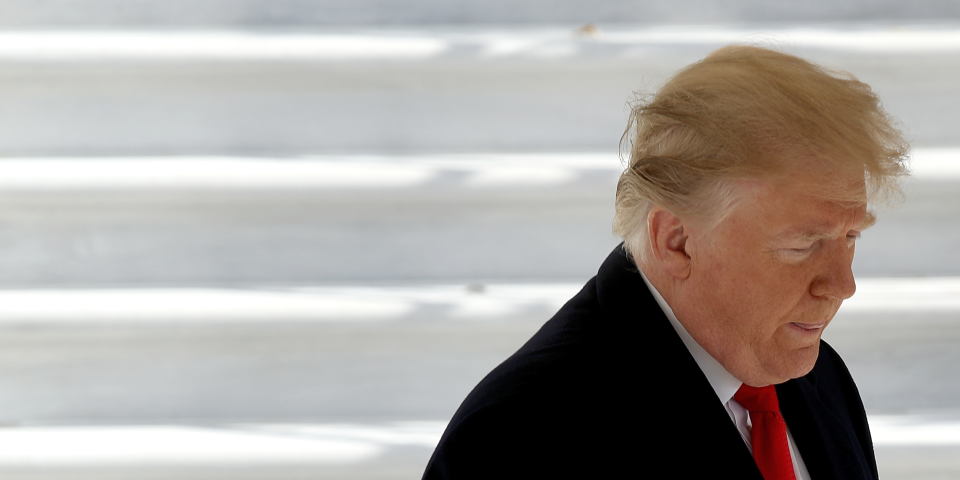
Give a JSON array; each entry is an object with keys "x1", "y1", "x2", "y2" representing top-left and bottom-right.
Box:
[{"x1": 733, "y1": 172, "x2": 869, "y2": 236}]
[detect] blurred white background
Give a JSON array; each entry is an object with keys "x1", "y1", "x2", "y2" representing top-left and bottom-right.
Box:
[{"x1": 0, "y1": 1, "x2": 957, "y2": 479}]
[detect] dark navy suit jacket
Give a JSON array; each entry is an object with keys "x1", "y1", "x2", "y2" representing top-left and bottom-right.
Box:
[{"x1": 423, "y1": 246, "x2": 877, "y2": 479}]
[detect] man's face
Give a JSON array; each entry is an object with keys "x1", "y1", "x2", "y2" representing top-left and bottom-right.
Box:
[{"x1": 680, "y1": 168, "x2": 870, "y2": 386}]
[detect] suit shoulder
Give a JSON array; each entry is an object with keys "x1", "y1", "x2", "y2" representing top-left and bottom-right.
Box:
[
  {"x1": 423, "y1": 278, "x2": 616, "y2": 478},
  {"x1": 457, "y1": 277, "x2": 606, "y2": 411}
]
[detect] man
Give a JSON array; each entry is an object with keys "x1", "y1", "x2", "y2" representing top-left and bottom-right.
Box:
[{"x1": 423, "y1": 45, "x2": 908, "y2": 479}]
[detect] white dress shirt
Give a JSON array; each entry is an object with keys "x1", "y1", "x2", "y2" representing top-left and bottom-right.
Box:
[{"x1": 639, "y1": 270, "x2": 811, "y2": 480}]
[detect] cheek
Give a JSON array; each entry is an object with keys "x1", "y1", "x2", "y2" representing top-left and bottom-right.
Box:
[
  {"x1": 692, "y1": 231, "x2": 809, "y2": 333},
  {"x1": 700, "y1": 260, "x2": 808, "y2": 335},
  {"x1": 743, "y1": 252, "x2": 815, "y2": 305},
  {"x1": 694, "y1": 263, "x2": 764, "y2": 336}
]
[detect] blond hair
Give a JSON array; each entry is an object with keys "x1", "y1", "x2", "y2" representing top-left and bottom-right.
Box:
[{"x1": 615, "y1": 45, "x2": 909, "y2": 261}]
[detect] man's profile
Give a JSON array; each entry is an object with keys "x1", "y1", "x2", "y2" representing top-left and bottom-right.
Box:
[{"x1": 423, "y1": 45, "x2": 908, "y2": 479}]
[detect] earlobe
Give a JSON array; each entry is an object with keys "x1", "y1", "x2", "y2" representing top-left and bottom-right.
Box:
[{"x1": 648, "y1": 207, "x2": 693, "y2": 280}]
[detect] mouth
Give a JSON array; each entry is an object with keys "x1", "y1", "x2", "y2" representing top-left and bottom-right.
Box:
[{"x1": 790, "y1": 321, "x2": 827, "y2": 333}]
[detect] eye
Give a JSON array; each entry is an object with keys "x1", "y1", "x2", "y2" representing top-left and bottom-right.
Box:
[
  {"x1": 785, "y1": 241, "x2": 820, "y2": 256},
  {"x1": 847, "y1": 231, "x2": 862, "y2": 247}
]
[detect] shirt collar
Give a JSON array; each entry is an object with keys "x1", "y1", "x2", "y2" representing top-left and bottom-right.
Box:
[{"x1": 638, "y1": 268, "x2": 742, "y2": 405}]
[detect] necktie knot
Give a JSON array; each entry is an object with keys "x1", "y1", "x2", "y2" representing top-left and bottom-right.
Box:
[{"x1": 735, "y1": 384, "x2": 780, "y2": 412}]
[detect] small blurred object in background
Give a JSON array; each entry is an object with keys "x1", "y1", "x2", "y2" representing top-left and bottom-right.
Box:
[{"x1": 0, "y1": 1, "x2": 957, "y2": 479}]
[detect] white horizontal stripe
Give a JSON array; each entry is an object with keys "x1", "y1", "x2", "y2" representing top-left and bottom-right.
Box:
[
  {"x1": 0, "y1": 148, "x2": 951, "y2": 191},
  {"x1": 0, "y1": 278, "x2": 953, "y2": 323},
  {"x1": 598, "y1": 26, "x2": 960, "y2": 53},
  {"x1": 0, "y1": 422, "x2": 445, "y2": 466},
  {"x1": 0, "y1": 27, "x2": 957, "y2": 62},
  {"x1": 0, "y1": 288, "x2": 416, "y2": 322},
  {"x1": 908, "y1": 148, "x2": 960, "y2": 179},
  {"x1": 841, "y1": 277, "x2": 960, "y2": 312},
  {"x1": 0, "y1": 32, "x2": 447, "y2": 61},
  {"x1": 0, "y1": 154, "x2": 620, "y2": 190},
  {"x1": 0, "y1": 157, "x2": 438, "y2": 190},
  {"x1": 0, "y1": 284, "x2": 581, "y2": 323},
  {"x1": 0, "y1": 414, "x2": 953, "y2": 468},
  {"x1": 871, "y1": 415, "x2": 960, "y2": 446}
]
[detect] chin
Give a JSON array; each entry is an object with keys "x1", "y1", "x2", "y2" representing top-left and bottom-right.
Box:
[{"x1": 784, "y1": 341, "x2": 822, "y2": 380}]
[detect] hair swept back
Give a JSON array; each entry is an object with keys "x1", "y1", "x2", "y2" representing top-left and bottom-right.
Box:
[{"x1": 614, "y1": 44, "x2": 909, "y2": 262}]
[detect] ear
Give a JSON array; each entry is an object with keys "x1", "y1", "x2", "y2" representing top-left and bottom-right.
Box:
[{"x1": 647, "y1": 206, "x2": 693, "y2": 280}]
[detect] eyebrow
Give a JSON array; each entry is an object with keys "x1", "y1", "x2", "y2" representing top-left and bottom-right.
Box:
[{"x1": 777, "y1": 211, "x2": 877, "y2": 244}]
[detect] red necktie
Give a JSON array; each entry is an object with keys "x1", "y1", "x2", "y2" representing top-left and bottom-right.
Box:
[{"x1": 734, "y1": 384, "x2": 797, "y2": 480}]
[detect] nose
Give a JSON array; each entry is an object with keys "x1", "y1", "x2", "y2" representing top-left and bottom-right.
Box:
[{"x1": 810, "y1": 239, "x2": 857, "y2": 301}]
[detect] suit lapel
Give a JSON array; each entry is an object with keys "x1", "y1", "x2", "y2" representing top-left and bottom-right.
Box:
[{"x1": 778, "y1": 374, "x2": 873, "y2": 480}]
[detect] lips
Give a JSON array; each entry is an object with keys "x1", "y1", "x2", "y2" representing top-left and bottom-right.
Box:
[{"x1": 791, "y1": 321, "x2": 826, "y2": 331}]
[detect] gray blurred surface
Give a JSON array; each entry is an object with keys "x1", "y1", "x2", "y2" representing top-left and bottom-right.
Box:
[
  {"x1": 826, "y1": 310, "x2": 960, "y2": 414},
  {"x1": 0, "y1": 171, "x2": 949, "y2": 286},
  {"x1": 877, "y1": 446, "x2": 960, "y2": 480},
  {"x1": 0, "y1": 281, "x2": 952, "y2": 423},
  {"x1": 0, "y1": 32, "x2": 952, "y2": 156},
  {"x1": 0, "y1": 184, "x2": 619, "y2": 285},
  {"x1": 0, "y1": 0, "x2": 956, "y2": 26},
  {"x1": 0, "y1": 318, "x2": 534, "y2": 423},
  {"x1": 855, "y1": 178, "x2": 960, "y2": 277},
  {"x1": 0, "y1": 12, "x2": 952, "y2": 480}
]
